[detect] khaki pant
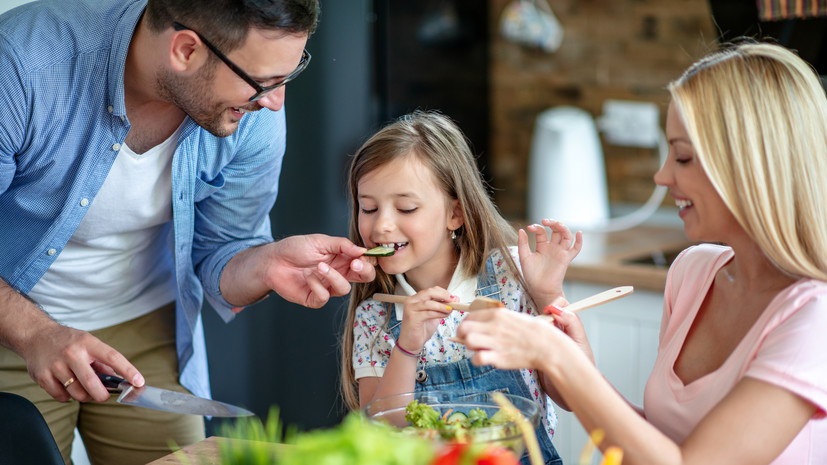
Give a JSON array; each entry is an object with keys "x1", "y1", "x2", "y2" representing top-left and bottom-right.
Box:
[{"x1": 0, "y1": 303, "x2": 205, "y2": 465}]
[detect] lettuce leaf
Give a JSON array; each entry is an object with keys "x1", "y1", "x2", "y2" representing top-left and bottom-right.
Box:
[{"x1": 277, "y1": 413, "x2": 433, "y2": 465}]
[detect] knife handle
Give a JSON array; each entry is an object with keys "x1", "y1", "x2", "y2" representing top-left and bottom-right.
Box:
[{"x1": 97, "y1": 372, "x2": 127, "y2": 393}]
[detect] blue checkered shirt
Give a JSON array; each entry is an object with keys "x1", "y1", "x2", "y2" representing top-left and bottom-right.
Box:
[{"x1": 0, "y1": 0, "x2": 285, "y2": 398}]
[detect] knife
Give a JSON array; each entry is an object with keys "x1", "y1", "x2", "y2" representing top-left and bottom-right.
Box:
[{"x1": 98, "y1": 372, "x2": 254, "y2": 417}]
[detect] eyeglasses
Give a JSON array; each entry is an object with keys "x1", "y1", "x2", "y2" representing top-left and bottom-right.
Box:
[{"x1": 173, "y1": 22, "x2": 311, "y2": 102}]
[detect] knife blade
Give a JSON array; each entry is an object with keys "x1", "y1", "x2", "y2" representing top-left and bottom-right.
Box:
[{"x1": 98, "y1": 373, "x2": 254, "y2": 417}]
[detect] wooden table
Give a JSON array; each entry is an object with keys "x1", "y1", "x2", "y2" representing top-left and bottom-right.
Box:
[{"x1": 148, "y1": 437, "x2": 284, "y2": 465}]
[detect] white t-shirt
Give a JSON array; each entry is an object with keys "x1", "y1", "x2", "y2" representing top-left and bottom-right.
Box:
[{"x1": 28, "y1": 128, "x2": 180, "y2": 331}]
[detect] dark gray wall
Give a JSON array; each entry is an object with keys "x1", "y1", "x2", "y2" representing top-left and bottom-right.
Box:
[
  {"x1": 203, "y1": 1, "x2": 376, "y2": 433},
  {"x1": 201, "y1": 2, "x2": 492, "y2": 435}
]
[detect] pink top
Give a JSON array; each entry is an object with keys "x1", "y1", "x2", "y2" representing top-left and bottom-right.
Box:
[{"x1": 644, "y1": 244, "x2": 827, "y2": 464}]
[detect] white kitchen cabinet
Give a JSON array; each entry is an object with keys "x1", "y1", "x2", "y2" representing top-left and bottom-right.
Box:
[{"x1": 551, "y1": 281, "x2": 664, "y2": 464}]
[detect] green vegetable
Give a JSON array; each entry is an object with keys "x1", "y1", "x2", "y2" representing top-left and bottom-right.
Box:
[
  {"x1": 402, "y1": 400, "x2": 518, "y2": 443},
  {"x1": 364, "y1": 246, "x2": 395, "y2": 257},
  {"x1": 213, "y1": 408, "x2": 433, "y2": 465},
  {"x1": 277, "y1": 414, "x2": 433, "y2": 465},
  {"x1": 468, "y1": 408, "x2": 490, "y2": 428},
  {"x1": 489, "y1": 409, "x2": 510, "y2": 426},
  {"x1": 405, "y1": 399, "x2": 442, "y2": 429},
  {"x1": 213, "y1": 407, "x2": 287, "y2": 465},
  {"x1": 446, "y1": 411, "x2": 468, "y2": 426}
]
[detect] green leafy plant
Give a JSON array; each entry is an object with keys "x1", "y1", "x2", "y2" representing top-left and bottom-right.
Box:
[
  {"x1": 214, "y1": 406, "x2": 288, "y2": 465},
  {"x1": 174, "y1": 403, "x2": 544, "y2": 465},
  {"x1": 214, "y1": 407, "x2": 433, "y2": 465}
]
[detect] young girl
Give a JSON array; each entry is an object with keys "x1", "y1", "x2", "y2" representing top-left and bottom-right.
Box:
[{"x1": 340, "y1": 110, "x2": 581, "y2": 465}]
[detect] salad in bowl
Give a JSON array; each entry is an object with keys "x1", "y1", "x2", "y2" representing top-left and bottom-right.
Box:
[{"x1": 364, "y1": 390, "x2": 540, "y2": 458}]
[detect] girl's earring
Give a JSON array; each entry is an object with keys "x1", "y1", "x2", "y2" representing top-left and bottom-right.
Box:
[{"x1": 450, "y1": 229, "x2": 457, "y2": 240}]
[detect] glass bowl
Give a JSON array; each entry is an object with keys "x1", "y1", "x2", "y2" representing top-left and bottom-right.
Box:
[{"x1": 363, "y1": 390, "x2": 539, "y2": 457}]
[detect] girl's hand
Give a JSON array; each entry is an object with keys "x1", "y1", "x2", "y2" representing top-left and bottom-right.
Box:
[
  {"x1": 518, "y1": 219, "x2": 582, "y2": 309},
  {"x1": 396, "y1": 287, "x2": 457, "y2": 352}
]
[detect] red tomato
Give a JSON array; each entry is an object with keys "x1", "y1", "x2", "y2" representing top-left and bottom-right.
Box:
[
  {"x1": 475, "y1": 446, "x2": 520, "y2": 465},
  {"x1": 432, "y1": 442, "x2": 468, "y2": 465}
]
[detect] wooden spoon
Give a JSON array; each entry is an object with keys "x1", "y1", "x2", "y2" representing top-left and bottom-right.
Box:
[
  {"x1": 375, "y1": 286, "x2": 632, "y2": 315},
  {"x1": 371, "y1": 294, "x2": 504, "y2": 312},
  {"x1": 445, "y1": 285, "x2": 634, "y2": 345},
  {"x1": 544, "y1": 285, "x2": 633, "y2": 316}
]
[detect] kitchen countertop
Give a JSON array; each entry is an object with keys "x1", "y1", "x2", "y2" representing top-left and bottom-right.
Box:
[
  {"x1": 148, "y1": 436, "x2": 225, "y2": 464},
  {"x1": 562, "y1": 223, "x2": 693, "y2": 292}
]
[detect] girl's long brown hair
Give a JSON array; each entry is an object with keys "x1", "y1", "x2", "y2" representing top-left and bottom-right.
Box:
[{"x1": 339, "y1": 110, "x2": 527, "y2": 411}]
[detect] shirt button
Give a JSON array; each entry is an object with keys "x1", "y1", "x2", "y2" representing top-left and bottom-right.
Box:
[
  {"x1": 119, "y1": 115, "x2": 125, "y2": 121},
  {"x1": 47, "y1": 248, "x2": 57, "y2": 256},
  {"x1": 112, "y1": 143, "x2": 121, "y2": 151},
  {"x1": 80, "y1": 198, "x2": 89, "y2": 207},
  {"x1": 107, "y1": 105, "x2": 114, "y2": 113}
]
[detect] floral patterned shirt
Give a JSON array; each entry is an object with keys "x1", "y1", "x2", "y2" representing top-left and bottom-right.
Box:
[{"x1": 352, "y1": 247, "x2": 558, "y2": 437}]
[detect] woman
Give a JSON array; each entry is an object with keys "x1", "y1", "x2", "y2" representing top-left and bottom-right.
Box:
[{"x1": 457, "y1": 42, "x2": 827, "y2": 464}]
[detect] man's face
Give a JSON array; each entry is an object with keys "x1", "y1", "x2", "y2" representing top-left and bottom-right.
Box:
[{"x1": 158, "y1": 29, "x2": 308, "y2": 137}]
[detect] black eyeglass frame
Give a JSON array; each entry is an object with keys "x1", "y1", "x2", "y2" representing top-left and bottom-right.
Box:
[{"x1": 173, "y1": 22, "x2": 311, "y2": 102}]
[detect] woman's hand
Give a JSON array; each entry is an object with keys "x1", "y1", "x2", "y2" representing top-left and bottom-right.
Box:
[
  {"x1": 518, "y1": 219, "x2": 583, "y2": 309},
  {"x1": 549, "y1": 308, "x2": 595, "y2": 365},
  {"x1": 457, "y1": 306, "x2": 594, "y2": 369},
  {"x1": 456, "y1": 309, "x2": 562, "y2": 370},
  {"x1": 396, "y1": 287, "x2": 457, "y2": 352}
]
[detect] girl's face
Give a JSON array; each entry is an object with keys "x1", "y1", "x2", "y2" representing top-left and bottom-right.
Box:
[
  {"x1": 654, "y1": 102, "x2": 740, "y2": 242},
  {"x1": 356, "y1": 154, "x2": 463, "y2": 289}
]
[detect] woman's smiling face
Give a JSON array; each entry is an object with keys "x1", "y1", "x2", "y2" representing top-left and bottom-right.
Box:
[
  {"x1": 654, "y1": 102, "x2": 740, "y2": 242},
  {"x1": 356, "y1": 153, "x2": 462, "y2": 289}
]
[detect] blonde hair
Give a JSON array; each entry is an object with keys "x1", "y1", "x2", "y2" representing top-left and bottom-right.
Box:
[
  {"x1": 669, "y1": 42, "x2": 827, "y2": 280},
  {"x1": 339, "y1": 110, "x2": 524, "y2": 411}
]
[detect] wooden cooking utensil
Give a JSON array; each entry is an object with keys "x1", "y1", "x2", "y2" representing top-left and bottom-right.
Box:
[
  {"x1": 445, "y1": 285, "x2": 634, "y2": 345},
  {"x1": 544, "y1": 285, "x2": 633, "y2": 316},
  {"x1": 375, "y1": 286, "x2": 632, "y2": 314},
  {"x1": 371, "y1": 294, "x2": 505, "y2": 312}
]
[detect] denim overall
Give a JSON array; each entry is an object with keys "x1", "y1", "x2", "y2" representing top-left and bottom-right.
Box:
[{"x1": 386, "y1": 257, "x2": 563, "y2": 465}]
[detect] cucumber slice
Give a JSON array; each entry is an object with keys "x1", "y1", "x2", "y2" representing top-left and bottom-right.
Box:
[
  {"x1": 445, "y1": 411, "x2": 468, "y2": 425},
  {"x1": 364, "y1": 246, "x2": 395, "y2": 257}
]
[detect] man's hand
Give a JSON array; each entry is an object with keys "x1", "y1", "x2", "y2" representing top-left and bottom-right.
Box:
[
  {"x1": 22, "y1": 323, "x2": 145, "y2": 403},
  {"x1": 0, "y1": 279, "x2": 144, "y2": 403},
  {"x1": 221, "y1": 234, "x2": 377, "y2": 309}
]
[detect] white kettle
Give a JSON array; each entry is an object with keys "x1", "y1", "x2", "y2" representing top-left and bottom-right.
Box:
[
  {"x1": 526, "y1": 105, "x2": 667, "y2": 235},
  {"x1": 527, "y1": 106, "x2": 609, "y2": 230}
]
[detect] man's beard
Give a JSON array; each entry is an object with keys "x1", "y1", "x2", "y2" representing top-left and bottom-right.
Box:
[{"x1": 155, "y1": 61, "x2": 237, "y2": 138}]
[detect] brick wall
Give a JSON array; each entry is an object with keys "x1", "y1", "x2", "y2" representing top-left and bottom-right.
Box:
[{"x1": 488, "y1": 0, "x2": 716, "y2": 220}]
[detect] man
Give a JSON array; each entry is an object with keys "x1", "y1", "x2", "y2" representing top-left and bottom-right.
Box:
[{"x1": 0, "y1": 0, "x2": 375, "y2": 463}]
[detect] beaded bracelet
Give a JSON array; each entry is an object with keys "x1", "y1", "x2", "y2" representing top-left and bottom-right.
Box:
[{"x1": 395, "y1": 342, "x2": 421, "y2": 358}]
